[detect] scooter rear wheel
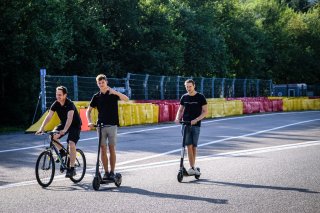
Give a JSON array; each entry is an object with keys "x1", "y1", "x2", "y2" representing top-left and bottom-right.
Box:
[
  {"x1": 177, "y1": 171, "x2": 183, "y2": 182},
  {"x1": 92, "y1": 177, "x2": 100, "y2": 191}
]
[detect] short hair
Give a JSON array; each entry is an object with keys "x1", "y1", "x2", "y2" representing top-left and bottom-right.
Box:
[
  {"x1": 96, "y1": 74, "x2": 107, "y2": 82},
  {"x1": 56, "y1": 86, "x2": 68, "y2": 94},
  {"x1": 184, "y1": 79, "x2": 195, "y2": 86}
]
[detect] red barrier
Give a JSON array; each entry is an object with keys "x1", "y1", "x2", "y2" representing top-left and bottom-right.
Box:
[{"x1": 158, "y1": 104, "x2": 170, "y2": 122}]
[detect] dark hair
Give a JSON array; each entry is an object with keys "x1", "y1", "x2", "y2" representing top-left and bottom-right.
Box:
[
  {"x1": 96, "y1": 74, "x2": 107, "y2": 82},
  {"x1": 184, "y1": 79, "x2": 195, "y2": 86},
  {"x1": 56, "y1": 86, "x2": 68, "y2": 94}
]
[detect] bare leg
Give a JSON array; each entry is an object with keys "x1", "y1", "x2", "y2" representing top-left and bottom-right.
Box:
[
  {"x1": 192, "y1": 147, "x2": 197, "y2": 167},
  {"x1": 187, "y1": 145, "x2": 195, "y2": 168},
  {"x1": 109, "y1": 144, "x2": 116, "y2": 172},
  {"x1": 53, "y1": 134, "x2": 63, "y2": 150},
  {"x1": 100, "y1": 144, "x2": 108, "y2": 173},
  {"x1": 69, "y1": 141, "x2": 76, "y2": 167}
]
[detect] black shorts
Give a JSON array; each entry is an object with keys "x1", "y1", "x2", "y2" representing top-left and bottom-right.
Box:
[{"x1": 54, "y1": 125, "x2": 81, "y2": 144}]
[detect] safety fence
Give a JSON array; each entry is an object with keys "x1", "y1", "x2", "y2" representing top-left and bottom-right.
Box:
[
  {"x1": 27, "y1": 97, "x2": 320, "y2": 132},
  {"x1": 39, "y1": 69, "x2": 273, "y2": 114}
]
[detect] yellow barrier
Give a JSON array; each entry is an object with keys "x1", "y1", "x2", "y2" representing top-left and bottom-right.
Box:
[
  {"x1": 25, "y1": 111, "x2": 60, "y2": 132},
  {"x1": 152, "y1": 104, "x2": 159, "y2": 123},
  {"x1": 224, "y1": 101, "x2": 235, "y2": 116},
  {"x1": 211, "y1": 102, "x2": 225, "y2": 118},
  {"x1": 234, "y1": 100, "x2": 244, "y2": 115}
]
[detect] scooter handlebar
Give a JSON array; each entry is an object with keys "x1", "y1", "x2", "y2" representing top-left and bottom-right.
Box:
[
  {"x1": 179, "y1": 121, "x2": 191, "y2": 125},
  {"x1": 93, "y1": 124, "x2": 113, "y2": 128}
]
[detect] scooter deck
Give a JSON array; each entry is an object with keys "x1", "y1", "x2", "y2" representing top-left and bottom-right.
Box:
[{"x1": 98, "y1": 173, "x2": 122, "y2": 185}]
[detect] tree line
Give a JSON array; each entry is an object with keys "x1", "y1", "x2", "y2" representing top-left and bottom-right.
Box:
[{"x1": 0, "y1": 0, "x2": 319, "y2": 128}]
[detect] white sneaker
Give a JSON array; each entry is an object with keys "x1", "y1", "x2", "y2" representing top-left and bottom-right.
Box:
[
  {"x1": 194, "y1": 167, "x2": 201, "y2": 176},
  {"x1": 187, "y1": 168, "x2": 196, "y2": 175}
]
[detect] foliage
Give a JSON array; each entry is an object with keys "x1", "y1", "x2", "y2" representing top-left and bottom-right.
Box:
[{"x1": 0, "y1": 0, "x2": 319, "y2": 127}]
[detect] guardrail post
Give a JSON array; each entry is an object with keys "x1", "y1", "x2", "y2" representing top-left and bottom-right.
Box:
[
  {"x1": 221, "y1": 78, "x2": 225, "y2": 98},
  {"x1": 232, "y1": 78, "x2": 236, "y2": 97},
  {"x1": 256, "y1": 79, "x2": 260, "y2": 97},
  {"x1": 211, "y1": 78, "x2": 215, "y2": 98},
  {"x1": 144, "y1": 74, "x2": 149, "y2": 100},
  {"x1": 160, "y1": 76, "x2": 165, "y2": 100},
  {"x1": 243, "y1": 79, "x2": 247, "y2": 97},
  {"x1": 177, "y1": 76, "x2": 181, "y2": 99},
  {"x1": 125, "y1": 73, "x2": 131, "y2": 98},
  {"x1": 73, "y1": 75, "x2": 78, "y2": 101},
  {"x1": 40, "y1": 69, "x2": 46, "y2": 114},
  {"x1": 269, "y1": 80, "x2": 273, "y2": 96},
  {"x1": 200, "y1": 77, "x2": 204, "y2": 94}
]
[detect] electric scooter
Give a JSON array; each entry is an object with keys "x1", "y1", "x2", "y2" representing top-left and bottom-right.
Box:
[
  {"x1": 177, "y1": 121, "x2": 201, "y2": 183},
  {"x1": 92, "y1": 123, "x2": 122, "y2": 191}
]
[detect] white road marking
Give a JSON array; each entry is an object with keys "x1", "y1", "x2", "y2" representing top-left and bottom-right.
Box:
[
  {"x1": 1, "y1": 140, "x2": 319, "y2": 189},
  {"x1": 0, "y1": 111, "x2": 319, "y2": 189}
]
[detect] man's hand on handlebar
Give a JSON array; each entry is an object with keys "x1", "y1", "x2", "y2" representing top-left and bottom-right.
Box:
[
  {"x1": 88, "y1": 122, "x2": 95, "y2": 129},
  {"x1": 174, "y1": 119, "x2": 180, "y2": 125}
]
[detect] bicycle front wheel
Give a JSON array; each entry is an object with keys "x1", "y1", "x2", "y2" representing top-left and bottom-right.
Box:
[
  {"x1": 35, "y1": 150, "x2": 55, "y2": 187},
  {"x1": 70, "y1": 149, "x2": 86, "y2": 183}
]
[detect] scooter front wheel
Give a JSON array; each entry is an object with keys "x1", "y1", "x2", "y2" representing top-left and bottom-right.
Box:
[
  {"x1": 92, "y1": 177, "x2": 101, "y2": 191},
  {"x1": 177, "y1": 171, "x2": 183, "y2": 183},
  {"x1": 114, "y1": 173, "x2": 122, "y2": 187},
  {"x1": 195, "y1": 168, "x2": 200, "y2": 180}
]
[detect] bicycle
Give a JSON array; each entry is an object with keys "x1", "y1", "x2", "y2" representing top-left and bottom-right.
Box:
[{"x1": 35, "y1": 131, "x2": 86, "y2": 187}]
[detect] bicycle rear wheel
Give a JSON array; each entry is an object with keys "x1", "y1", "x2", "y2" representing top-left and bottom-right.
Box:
[
  {"x1": 70, "y1": 149, "x2": 86, "y2": 183},
  {"x1": 35, "y1": 150, "x2": 55, "y2": 187}
]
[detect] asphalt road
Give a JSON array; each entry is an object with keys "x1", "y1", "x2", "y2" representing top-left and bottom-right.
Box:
[{"x1": 0, "y1": 111, "x2": 320, "y2": 213}]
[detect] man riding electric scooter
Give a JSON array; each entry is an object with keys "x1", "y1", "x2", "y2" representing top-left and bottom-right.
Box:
[
  {"x1": 175, "y1": 79, "x2": 208, "y2": 178},
  {"x1": 86, "y1": 74, "x2": 129, "y2": 188}
]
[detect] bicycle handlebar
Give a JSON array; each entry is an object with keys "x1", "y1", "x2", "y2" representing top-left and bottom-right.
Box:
[{"x1": 35, "y1": 130, "x2": 60, "y2": 136}]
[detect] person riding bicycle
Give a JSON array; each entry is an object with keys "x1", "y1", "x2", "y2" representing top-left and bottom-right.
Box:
[
  {"x1": 175, "y1": 79, "x2": 208, "y2": 176},
  {"x1": 86, "y1": 74, "x2": 129, "y2": 181},
  {"x1": 36, "y1": 86, "x2": 82, "y2": 178}
]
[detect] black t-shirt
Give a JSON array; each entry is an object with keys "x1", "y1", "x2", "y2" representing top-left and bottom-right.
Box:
[
  {"x1": 50, "y1": 98, "x2": 82, "y2": 129},
  {"x1": 89, "y1": 91, "x2": 120, "y2": 126},
  {"x1": 180, "y1": 92, "x2": 207, "y2": 127}
]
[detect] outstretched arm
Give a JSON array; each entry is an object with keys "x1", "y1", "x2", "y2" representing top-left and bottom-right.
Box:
[{"x1": 36, "y1": 110, "x2": 54, "y2": 134}]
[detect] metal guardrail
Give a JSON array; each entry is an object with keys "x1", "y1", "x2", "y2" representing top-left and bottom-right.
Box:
[{"x1": 40, "y1": 69, "x2": 273, "y2": 114}]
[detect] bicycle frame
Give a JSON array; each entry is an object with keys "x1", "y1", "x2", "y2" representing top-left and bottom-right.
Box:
[{"x1": 46, "y1": 133, "x2": 70, "y2": 170}]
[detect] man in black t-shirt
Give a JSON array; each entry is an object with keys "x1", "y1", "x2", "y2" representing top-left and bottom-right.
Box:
[
  {"x1": 36, "y1": 86, "x2": 82, "y2": 178},
  {"x1": 175, "y1": 79, "x2": 208, "y2": 176},
  {"x1": 86, "y1": 74, "x2": 129, "y2": 180}
]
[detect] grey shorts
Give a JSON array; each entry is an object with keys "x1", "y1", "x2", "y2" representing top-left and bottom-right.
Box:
[
  {"x1": 97, "y1": 125, "x2": 118, "y2": 146},
  {"x1": 181, "y1": 125, "x2": 200, "y2": 147}
]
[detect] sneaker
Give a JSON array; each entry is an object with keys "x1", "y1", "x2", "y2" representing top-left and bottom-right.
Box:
[
  {"x1": 65, "y1": 168, "x2": 76, "y2": 178},
  {"x1": 103, "y1": 172, "x2": 109, "y2": 180},
  {"x1": 108, "y1": 171, "x2": 115, "y2": 180},
  {"x1": 187, "y1": 168, "x2": 196, "y2": 175},
  {"x1": 194, "y1": 167, "x2": 201, "y2": 176}
]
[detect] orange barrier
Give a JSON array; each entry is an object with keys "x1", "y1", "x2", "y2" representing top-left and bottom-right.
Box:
[{"x1": 79, "y1": 108, "x2": 90, "y2": 131}]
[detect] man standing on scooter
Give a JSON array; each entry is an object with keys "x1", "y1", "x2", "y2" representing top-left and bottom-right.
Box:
[
  {"x1": 175, "y1": 79, "x2": 208, "y2": 176},
  {"x1": 86, "y1": 74, "x2": 129, "y2": 180}
]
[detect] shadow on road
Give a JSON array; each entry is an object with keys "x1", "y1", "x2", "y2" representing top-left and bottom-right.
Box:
[
  {"x1": 103, "y1": 186, "x2": 228, "y2": 204},
  {"x1": 189, "y1": 179, "x2": 319, "y2": 194}
]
